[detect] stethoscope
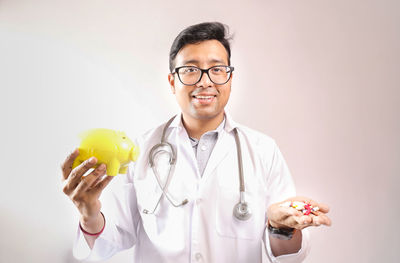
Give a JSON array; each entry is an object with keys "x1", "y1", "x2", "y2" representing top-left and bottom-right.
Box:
[{"x1": 143, "y1": 116, "x2": 252, "y2": 221}]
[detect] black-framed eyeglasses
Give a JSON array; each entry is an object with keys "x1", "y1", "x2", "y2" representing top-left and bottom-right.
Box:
[{"x1": 172, "y1": 65, "x2": 234, "y2": 85}]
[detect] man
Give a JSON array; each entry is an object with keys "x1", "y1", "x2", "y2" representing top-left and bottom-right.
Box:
[{"x1": 61, "y1": 22, "x2": 331, "y2": 262}]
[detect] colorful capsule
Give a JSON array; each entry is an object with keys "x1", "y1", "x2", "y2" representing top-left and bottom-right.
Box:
[{"x1": 280, "y1": 201, "x2": 319, "y2": 215}]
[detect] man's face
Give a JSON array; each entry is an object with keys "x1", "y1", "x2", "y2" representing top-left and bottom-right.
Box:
[{"x1": 168, "y1": 40, "x2": 232, "y2": 122}]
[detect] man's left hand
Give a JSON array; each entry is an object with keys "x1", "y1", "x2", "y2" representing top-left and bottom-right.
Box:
[{"x1": 267, "y1": 196, "x2": 331, "y2": 230}]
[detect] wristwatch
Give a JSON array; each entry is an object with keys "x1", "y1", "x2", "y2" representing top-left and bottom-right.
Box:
[{"x1": 267, "y1": 222, "x2": 295, "y2": 240}]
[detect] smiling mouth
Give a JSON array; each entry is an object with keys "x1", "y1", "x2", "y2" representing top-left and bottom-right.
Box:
[{"x1": 192, "y1": 95, "x2": 217, "y2": 99}]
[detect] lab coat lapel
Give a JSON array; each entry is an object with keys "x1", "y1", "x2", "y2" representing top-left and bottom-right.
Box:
[{"x1": 202, "y1": 131, "x2": 235, "y2": 179}]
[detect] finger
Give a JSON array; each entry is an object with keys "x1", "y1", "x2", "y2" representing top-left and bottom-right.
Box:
[
  {"x1": 315, "y1": 202, "x2": 330, "y2": 213},
  {"x1": 268, "y1": 200, "x2": 309, "y2": 229},
  {"x1": 312, "y1": 213, "x2": 332, "y2": 226},
  {"x1": 63, "y1": 157, "x2": 97, "y2": 196},
  {"x1": 280, "y1": 203, "x2": 310, "y2": 218},
  {"x1": 68, "y1": 157, "x2": 98, "y2": 189},
  {"x1": 290, "y1": 215, "x2": 312, "y2": 229},
  {"x1": 89, "y1": 163, "x2": 108, "y2": 188},
  {"x1": 91, "y1": 174, "x2": 104, "y2": 188},
  {"x1": 298, "y1": 197, "x2": 319, "y2": 209},
  {"x1": 92, "y1": 175, "x2": 114, "y2": 194},
  {"x1": 75, "y1": 164, "x2": 107, "y2": 193},
  {"x1": 287, "y1": 207, "x2": 304, "y2": 217},
  {"x1": 301, "y1": 198, "x2": 329, "y2": 214},
  {"x1": 61, "y1": 148, "x2": 79, "y2": 180},
  {"x1": 308, "y1": 214, "x2": 321, "y2": 226},
  {"x1": 278, "y1": 202, "x2": 304, "y2": 216},
  {"x1": 291, "y1": 197, "x2": 330, "y2": 214}
]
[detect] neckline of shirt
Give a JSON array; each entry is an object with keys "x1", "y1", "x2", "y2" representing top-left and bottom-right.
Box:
[{"x1": 188, "y1": 117, "x2": 226, "y2": 146}]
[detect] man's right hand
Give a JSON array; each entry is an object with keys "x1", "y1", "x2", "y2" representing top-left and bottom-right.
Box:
[{"x1": 61, "y1": 149, "x2": 114, "y2": 235}]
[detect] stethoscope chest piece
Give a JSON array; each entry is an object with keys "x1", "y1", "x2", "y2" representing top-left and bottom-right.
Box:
[{"x1": 233, "y1": 201, "x2": 252, "y2": 221}]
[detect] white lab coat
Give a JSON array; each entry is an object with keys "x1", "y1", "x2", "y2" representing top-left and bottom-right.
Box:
[{"x1": 73, "y1": 113, "x2": 310, "y2": 262}]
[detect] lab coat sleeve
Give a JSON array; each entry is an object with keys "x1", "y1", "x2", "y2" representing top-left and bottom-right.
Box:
[
  {"x1": 73, "y1": 162, "x2": 140, "y2": 261},
  {"x1": 263, "y1": 140, "x2": 311, "y2": 262}
]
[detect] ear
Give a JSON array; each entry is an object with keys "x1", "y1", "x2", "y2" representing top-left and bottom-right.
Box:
[
  {"x1": 227, "y1": 71, "x2": 234, "y2": 86},
  {"x1": 168, "y1": 73, "x2": 176, "y2": 94}
]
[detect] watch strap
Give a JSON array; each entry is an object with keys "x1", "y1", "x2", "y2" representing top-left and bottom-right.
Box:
[{"x1": 267, "y1": 222, "x2": 295, "y2": 240}]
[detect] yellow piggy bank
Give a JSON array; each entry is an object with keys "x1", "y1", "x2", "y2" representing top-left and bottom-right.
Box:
[{"x1": 72, "y1": 128, "x2": 139, "y2": 176}]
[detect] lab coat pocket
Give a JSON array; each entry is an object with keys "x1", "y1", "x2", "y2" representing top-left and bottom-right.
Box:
[
  {"x1": 134, "y1": 170, "x2": 187, "y2": 252},
  {"x1": 134, "y1": 169, "x2": 163, "y2": 216},
  {"x1": 215, "y1": 187, "x2": 264, "y2": 240}
]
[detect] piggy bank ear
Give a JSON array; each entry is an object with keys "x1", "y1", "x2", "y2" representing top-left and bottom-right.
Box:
[{"x1": 130, "y1": 144, "x2": 139, "y2": 162}]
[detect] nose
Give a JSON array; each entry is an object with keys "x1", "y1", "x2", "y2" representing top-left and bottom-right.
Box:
[{"x1": 196, "y1": 70, "x2": 213, "y2": 88}]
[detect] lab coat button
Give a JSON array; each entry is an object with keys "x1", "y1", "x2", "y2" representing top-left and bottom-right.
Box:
[{"x1": 200, "y1": 145, "x2": 207, "y2": 151}]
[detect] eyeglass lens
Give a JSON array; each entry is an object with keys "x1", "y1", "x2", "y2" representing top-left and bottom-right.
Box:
[{"x1": 177, "y1": 66, "x2": 232, "y2": 85}]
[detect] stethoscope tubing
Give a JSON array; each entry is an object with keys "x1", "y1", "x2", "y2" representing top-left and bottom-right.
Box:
[{"x1": 145, "y1": 116, "x2": 251, "y2": 220}]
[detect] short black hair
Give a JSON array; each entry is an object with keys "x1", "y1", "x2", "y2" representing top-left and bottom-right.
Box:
[{"x1": 169, "y1": 22, "x2": 232, "y2": 73}]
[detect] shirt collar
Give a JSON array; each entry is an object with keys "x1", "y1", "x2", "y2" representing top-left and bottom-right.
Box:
[
  {"x1": 169, "y1": 112, "x2": 237, "y2": 133},
  {"x1": 223, "y1": 112, "x2": 238, "y2": 133},
  {"x1": 169, "y1": 113, "x2": 184, "y2": 129}
]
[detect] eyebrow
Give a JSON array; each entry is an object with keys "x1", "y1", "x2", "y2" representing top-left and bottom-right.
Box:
[{"x1": 182, "y1": 58, "x2": 227, "y2": 65}]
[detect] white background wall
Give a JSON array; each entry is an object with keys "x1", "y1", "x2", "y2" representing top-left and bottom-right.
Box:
[{"x1": 0, "y1": 0, "x2": 399, "y2": 262}]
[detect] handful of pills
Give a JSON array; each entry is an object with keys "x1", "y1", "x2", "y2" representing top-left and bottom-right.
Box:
[{"x1": 280, "y1": 201, "x2": 319, "y2": 215}]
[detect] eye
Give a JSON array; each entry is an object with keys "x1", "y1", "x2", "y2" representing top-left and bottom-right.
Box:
[
  {"x1": 211, "y1": 66, "x2": 226, "y2": 74},
  {"x1": 182, "y1": 67, "x2": 198, "y2": 74}
]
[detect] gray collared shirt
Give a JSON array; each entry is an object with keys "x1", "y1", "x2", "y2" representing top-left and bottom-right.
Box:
[{"x1": 188, "y1": 118, "x2": 225, "y2": 176}]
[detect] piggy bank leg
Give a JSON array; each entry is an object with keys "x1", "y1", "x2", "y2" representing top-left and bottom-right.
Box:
[
  {"x1": 119, "y1": 166, "x2": 128, "y2": 175},
  {"x1": 107, "y1": 159, "x2": 120, "y2": 176}
]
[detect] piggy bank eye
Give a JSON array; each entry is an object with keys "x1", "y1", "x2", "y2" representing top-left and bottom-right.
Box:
[{"x1": 122, "y1": 136, "x2": 126, "y2": 139}]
